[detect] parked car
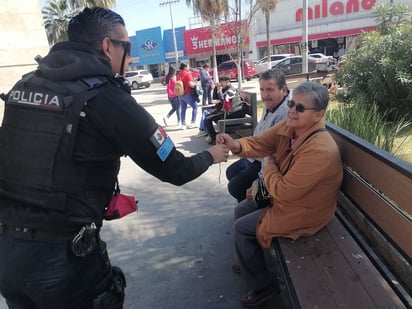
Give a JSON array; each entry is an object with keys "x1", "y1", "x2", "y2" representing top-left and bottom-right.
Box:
[
  {"x1": 255, "y1": 53, "x2": 294, "y2": 75},
  {"x1": 309, "y1": 53, "x2": 336, "y2": 71},
  {"x1": 160, "y1": 67, "x2": 200, "y2": 85},
  {"x1": 272, "y1": 56, "x2": 317, "y2": 75},
  {"x1": 125, "y1": 70, "x2": 153, "y2": 89},
  {"x1": 217, "y1": 59, "x2": 256, "y2": 81}
]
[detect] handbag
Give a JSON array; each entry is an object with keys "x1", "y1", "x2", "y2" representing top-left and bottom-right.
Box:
[
  {"x1": 251, "y1": 177, "x2": 271, "y2": 209},
  {"x1": 191, "y1": 82, "x2": 202, "y2": 103},
  {"x1": 104, "y1": 180, "x2": 138, "y2": 220}
]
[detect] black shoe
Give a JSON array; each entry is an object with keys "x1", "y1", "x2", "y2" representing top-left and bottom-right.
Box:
[{"x1": 240, "y1": 284, "x2": 280, "y2": 307}]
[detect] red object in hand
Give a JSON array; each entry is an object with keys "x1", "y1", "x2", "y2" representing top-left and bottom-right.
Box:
[{"x1": 222, "y1": 98, "x2": 232, "y2": 111}]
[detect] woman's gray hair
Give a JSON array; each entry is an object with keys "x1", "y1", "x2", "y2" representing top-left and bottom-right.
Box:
[{"x1": 293, "y1": 81, "x2": 329, "y2": 110}]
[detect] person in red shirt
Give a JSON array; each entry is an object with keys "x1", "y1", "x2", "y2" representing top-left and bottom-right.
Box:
[
  {"x1": 163, "y1": 66, "x2": 181, "y2": 126},
  {"x1": 177, "y1": 63, "x2": 198, "y2": 129}
]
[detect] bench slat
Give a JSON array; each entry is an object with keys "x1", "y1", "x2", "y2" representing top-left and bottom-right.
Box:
[
  {"x1": 327, "y1": 125, "x2": 412, "y2": 215},
  {"x1": 277, "y1": 217, "x2": 405, "y2": 308},
  {"x1": 342, "y1": 168, "x2": 412, "y2": 259}
]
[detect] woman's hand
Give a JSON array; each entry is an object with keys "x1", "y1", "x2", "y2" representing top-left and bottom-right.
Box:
[{"x1": 216, "y1": 133, "x2": 241, "y2": 154}]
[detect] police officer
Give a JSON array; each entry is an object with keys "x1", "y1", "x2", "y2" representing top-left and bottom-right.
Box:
[{"x1": 0, "y1": 7, "x2": 229, "y2": 309}]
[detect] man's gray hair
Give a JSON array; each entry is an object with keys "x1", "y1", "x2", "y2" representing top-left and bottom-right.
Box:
[{"x1": 259, "y1": 69, "x2": 287, "y2": 89}]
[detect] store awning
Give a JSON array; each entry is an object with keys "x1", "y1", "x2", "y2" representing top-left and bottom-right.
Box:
[{"x1": 256, "y1": 26, "x2": 376, "y2": 47}]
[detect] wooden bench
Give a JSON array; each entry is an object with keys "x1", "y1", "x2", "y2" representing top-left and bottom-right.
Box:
[
  {"x1": 270, "y1": 121, "x2": 412, "y2": 308},
  {"x1": 217, "y1": 90, "x2": 258, "y2": 137}
]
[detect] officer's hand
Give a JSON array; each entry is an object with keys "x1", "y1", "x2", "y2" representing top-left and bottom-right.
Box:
[
  {"x1": 207, "y1": 143, "x2": 230, "y2": 163},
  {"x1": 216, "y1": 133, "x2": 241, "y2": 154}
]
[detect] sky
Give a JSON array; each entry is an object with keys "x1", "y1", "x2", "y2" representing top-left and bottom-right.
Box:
[
  {"x1": 114, "y1": 0, "x2": 201, "y2": 35},
  {"x1": 39, "y1": 0, "x2": 201, "y2": 36}
]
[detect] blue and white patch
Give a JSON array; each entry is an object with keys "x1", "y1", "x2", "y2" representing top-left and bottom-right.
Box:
[{"x1": 156, "y1": 136, "x2": 174, "y2": 162}]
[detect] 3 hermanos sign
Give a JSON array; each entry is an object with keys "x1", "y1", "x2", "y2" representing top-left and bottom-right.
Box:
[
  {"x1": 184, "y1": 21, "x2": 249, "y2": 54},
  {"x1": 295, "y1": 0, "x2": 376, "y2": 22}
]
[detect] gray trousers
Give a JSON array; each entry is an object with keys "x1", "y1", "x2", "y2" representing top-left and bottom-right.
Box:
[{"x1": 233, "y1": 199, "x2": 277, "y2": 290}]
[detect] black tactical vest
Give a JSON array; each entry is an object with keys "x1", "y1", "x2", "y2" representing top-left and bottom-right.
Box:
[{"x1": 0, "y1": 72, "x2": 119, "y2": 216}]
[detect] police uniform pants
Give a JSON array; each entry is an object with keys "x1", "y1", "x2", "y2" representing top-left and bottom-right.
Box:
[
  {"x1": 0, "y1": 234, "x2": 109, "y2": 309},
  {"x1": 233, "y1": 199, "x2": 277, "y2": 291}
]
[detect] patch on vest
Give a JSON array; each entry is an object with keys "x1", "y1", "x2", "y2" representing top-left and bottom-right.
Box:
[
  {"x1": 149, "y1": 126, "x2": 174, "y2": 161},
  {"x1": 8, "y1": 87, "x2": 63, "y2": 110}
]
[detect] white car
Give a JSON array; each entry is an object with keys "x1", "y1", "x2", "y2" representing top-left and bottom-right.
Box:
[
  {"x1": 309, "y1": 53, "x2": 337, "y2": 71},
  {"x1": 256, "y1": 54, "x2": 293, "y2": 75},
  {"x1": 125, "y1": 70, "x2": 153, "y2": 90},
  {"x1": 255, "y1": 54, "x2": 294, "y2": 75}
]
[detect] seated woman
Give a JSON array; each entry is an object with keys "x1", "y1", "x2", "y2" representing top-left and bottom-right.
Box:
[{"x1": 217, "y1": 81, "x2": 343, "y2": 307}]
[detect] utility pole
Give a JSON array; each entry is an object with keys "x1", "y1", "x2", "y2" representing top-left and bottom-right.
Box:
[
  {"x1": 302, "y1": 0, "x2": 308, "y2": 75},
  {"x1": 160, "y1": 0, "x2": 180, "y2": 66}
]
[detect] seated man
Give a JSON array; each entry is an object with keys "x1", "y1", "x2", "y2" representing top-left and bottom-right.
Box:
[
  {"x1": 204, "y1": 75, "x2": 246, "y2": 145},
  {"x1": 226, "y1": 69, "x2": 291, "y2": 202}
]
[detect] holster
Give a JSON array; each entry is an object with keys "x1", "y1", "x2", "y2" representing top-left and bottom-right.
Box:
[{"x1": 93, "y1": 241, "x2": 126, "y2": 309}]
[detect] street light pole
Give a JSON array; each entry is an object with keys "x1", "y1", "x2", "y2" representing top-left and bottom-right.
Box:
[
  {"x1": 302, "y1": 0, "x2": 308, "y2": 75},
  {"x1": 160, "y1": 0, "x2": 180, "y2": 66}
]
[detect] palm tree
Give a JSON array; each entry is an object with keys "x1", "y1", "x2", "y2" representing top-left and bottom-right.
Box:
[
  {"x1": 185, "y1": 0, "x2": 229, "y2": 82},
  {"x1": 42, "y1": 0, "x2": 76, "y2": 45},
  {"x1": 42, "y1": 0, "x2": 116, "y2": 46},
  {"x1": 69, "y1": 0, "x2": 116, "y2": 9},
  {"x1": 257, "y1": 0, "x2": 278, "y2": 70}
]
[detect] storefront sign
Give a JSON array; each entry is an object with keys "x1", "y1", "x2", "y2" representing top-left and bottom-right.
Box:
[
  {"x1": 184, "y1": 21, "x2": 249, "y2": 54},
  {"x1": 163, "y1": 26, "x2": 187, "y2": 62},
  {"x1": 135, "y1": 26, "x2": 165, "y2": 65},
  {"x1": 296, "y1": 0, "x2": 376, "y2": 22}
]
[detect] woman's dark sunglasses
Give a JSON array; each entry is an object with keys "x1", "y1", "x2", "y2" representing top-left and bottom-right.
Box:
[
  {"x1": 287, "y1": 100, "x2": 319, "y2": 113},
  {"x1": 109, "y1": 38, "x2": 131, "y2": 56}
]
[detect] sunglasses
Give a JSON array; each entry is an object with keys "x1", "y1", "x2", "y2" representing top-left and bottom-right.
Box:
[
  {"x1": 287, "y1": 100, "x2": 319, "y2": 113},
  {"x1": 109, "y1": 38, "x2": 131, "y2": 56}
]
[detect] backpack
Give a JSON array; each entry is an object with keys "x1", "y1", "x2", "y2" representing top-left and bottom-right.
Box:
[
  {"x1": 194, "y1": 81, "x2": 203, "y2": 96},
  {"x1": 226, "y1": 91, "x2": 246, "y2": 116},
  {"x1": 174, "y1": 79, "x2": 184, "y2": 96}
]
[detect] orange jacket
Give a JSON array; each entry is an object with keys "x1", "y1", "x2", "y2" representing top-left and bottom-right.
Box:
[{"x1": 237, "y1": 119, "x2": 343, "y2": 248}]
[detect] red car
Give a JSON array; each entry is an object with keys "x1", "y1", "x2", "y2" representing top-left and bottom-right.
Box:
[
  {"x1": 160, "y1": 68, "x2": 200, "y2": 85},
  {"x1": 217, "y1": 59, "x2": 256, "y2": 81}
]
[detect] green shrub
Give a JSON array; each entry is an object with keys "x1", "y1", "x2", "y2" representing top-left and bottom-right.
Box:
[
  {"x1": 334, "y1": 4, "x2": 412, "y2": 121},
  {"x1": 326, "y1": 102, "x2": 410, "y2": 154}
]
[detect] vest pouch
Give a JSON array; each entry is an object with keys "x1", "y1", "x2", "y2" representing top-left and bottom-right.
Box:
[
  {"x1": 104, "y1": 194, "x2": 137, "y2": 220},
  {"x1": 0, "y1": 105, "x2": 67, "y2": 210}
]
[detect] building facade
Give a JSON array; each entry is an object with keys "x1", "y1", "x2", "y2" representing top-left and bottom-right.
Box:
[
  {"x1": 0, "y1": 0, "x2": 49, "y2": 94},
  {"x1": 127, "y1": 0, "x2": 411, "y2": 73},
  {"x1": 251, "y1": 0, "x2": 412, "y2": 60}
]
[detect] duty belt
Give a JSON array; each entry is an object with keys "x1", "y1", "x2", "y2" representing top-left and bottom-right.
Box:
[{"x1": 0, "y1": 222, "x2": 75, "y2": 243}]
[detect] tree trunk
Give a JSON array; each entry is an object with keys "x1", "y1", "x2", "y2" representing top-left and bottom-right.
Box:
[
  {"x1": 238, "y1": 0, "x2": 243, "y2": 89},
  {"x1": 211, "y1": 19, "x2": 219, "y2": 84}
]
